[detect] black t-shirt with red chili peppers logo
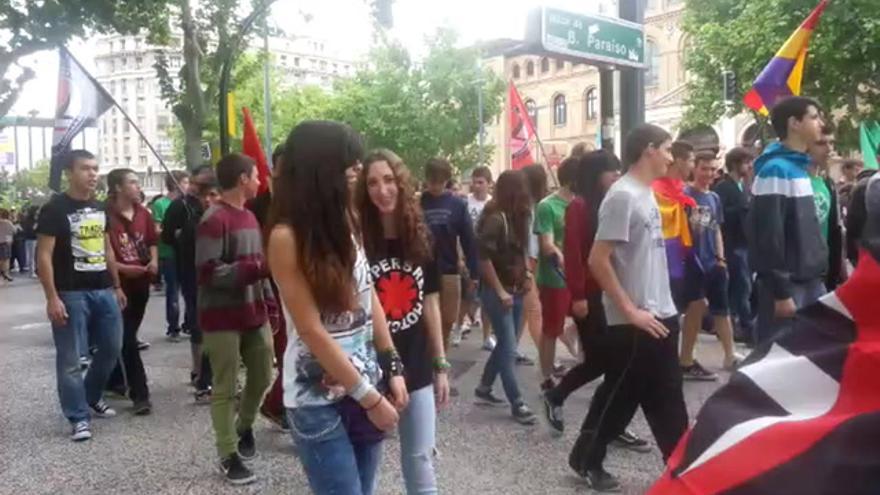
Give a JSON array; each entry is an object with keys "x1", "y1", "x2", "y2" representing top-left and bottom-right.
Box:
[{"x1": 368, "y1": 238, "x2": 440, "y2": 392}]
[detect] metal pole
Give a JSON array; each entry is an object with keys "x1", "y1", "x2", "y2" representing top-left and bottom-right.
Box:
[
  {"x1": 477, "y1": 78, "x2": 484, "y2": 165},
  {"x1": 27, "y1": 122, "x2": 33, "y2": 170},
  {"x1": 619, "y1": 0, "x2": 645, "y2": 141},
  {"x1": 599, "y1": 68, "x2": 615, "y2": 151},
  {"x1": 42, "y1": 127, "x2": 47, "y2": 160},
  {"x1": 12, "y1": 125, "x2": 19, "y2": 175},
  {"x1": 262, "y1": 15, "x2": 273, "y2": 161}
]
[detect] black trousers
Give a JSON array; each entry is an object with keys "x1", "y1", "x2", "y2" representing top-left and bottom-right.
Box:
[
  {"x1": 546, "y1": 293, "x2": 606, "y2": 405},
  {"x1": 571, "y1": 316, "x2": 687, "y2": 470},
  {"x1": 108, "y1": 286, "x2": 151, "y2": 403}
]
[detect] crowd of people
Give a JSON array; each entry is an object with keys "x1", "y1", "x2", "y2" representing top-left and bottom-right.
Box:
[{"x1": 27, "y1": 94, "x2": 878, "y2": 494}]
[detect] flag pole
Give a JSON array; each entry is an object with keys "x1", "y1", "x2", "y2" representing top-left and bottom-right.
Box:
[
  {"x1": 60, "y1": 46, "x2": 188, "y2": 197},
  {"x1": 532, "y1": 131, "x2": 559, "y2": 188}
]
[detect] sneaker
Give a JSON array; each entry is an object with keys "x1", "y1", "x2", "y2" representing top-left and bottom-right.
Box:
[
  {"x1": 237, "y1": 428, "x2": 257, "y2": 460},
  {"x1": 260, "y1": 408, "x2": 290, "y2": 432},
  {"x1": 89, "y1": 400, "x2": 117, "y2": 418},
  {"x1": 515, "y1": 353, "x2": 535, "y2": 366},
  {"x1": 540, "y1": 378, "x2": 555, "y2": 393},
  {"x1": 181, "y1": 327, "x2": 192, "y2": 336},
  {"x1": 481, "y1": 336, "x2": 497, "y2": 351},
  {"x1": 136, "y1": 340, "x2": 151, "y2": 351},
  {"x1": 584, "y1": 468, "x2": 622, "y2": 493},
  {"x1": 71, "y1": 421, "x2": 92, "y2": 442},
  {"x1": 511, "y1": 403, "x2": 537, "y2": 425},
  {"x1": 460, "y1": 324, "x2": 472, "y2": 339},
  {"x1": 195, "y1": 387, "x2": 212, "y2": 405},
  {"x1": 611, "y1": 429, "x2": 651, "y2": 453},
  {"x1": 79, "y1": 356, "x2": 91, "y2": 371},
  {"x1": 132, "y1": 400, "x2": 152, "y2": 416},
  {"x1": 724, "y1": 352, "x2": 746, "y2": 371},
  {"x1": 219, "y1": 453, "x2": 256, "y2": 485},
  {"x1": 167, "y1": 332, "x2": 181, "y2": 343},
  {"x1": 474, "y1": 387, "x2": 505, "y2": 406},
  {"x1": 681, "y1": 360, "x2": 718, "y2": 381},
  {"x1": 542, "y1": 394, "x2": 564, "y2": 435},
  {"x1": 450, "y1": 326, "x2": 462, "y2": 347}
]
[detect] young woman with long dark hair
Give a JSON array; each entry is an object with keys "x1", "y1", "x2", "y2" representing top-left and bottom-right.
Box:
[
  {"x1": 357, "y1": 149, "x2": 450, "y2": 494},
  {"x1": 473, "y1": 169, "x2": 537, "y2": 425},
  {"x1": 541, "y1": 151, "x2": 647, "y2": 453},
  {"x1": 267, "y1": 121, "x2": 409, "y2": 495}
]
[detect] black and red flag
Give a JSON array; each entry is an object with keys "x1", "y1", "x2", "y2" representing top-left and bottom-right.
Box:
[
  {"x1": 649, "y1": 247, "x2": 880, "y2": 494},
  {"x1": 508, "y1": 81, "x2": 536, "y2": 170}
]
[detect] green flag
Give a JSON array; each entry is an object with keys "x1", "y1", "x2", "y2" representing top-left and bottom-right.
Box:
[{"x1": 860, "y1": 121, "x2": 880, "y2": 170}]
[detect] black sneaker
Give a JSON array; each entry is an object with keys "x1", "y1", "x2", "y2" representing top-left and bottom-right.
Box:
[
  {"x1": 71, "y1": 420, "x2": 92, "y2": 442},
  {"x1": 515, "y1": 353, "x2": 535, "y2": 366},
  {"x1": 511, "y1": 403, "x2": 537, "y2": 425},
  {"x1": 181, "y1": 327, "x2": 192, "y2": 336},
  {"x1": 136, "y1": 340, "x2": 151, "y2": 351},
  {"x1": 195, "y1": 387, "x2": 212, "y2": 405},
  {"x1": 585, "y1": 468, "x2": 622, "y2": 493},
  {"x1": 219, "y1": 453, "x2": 256, "y2": 485},
  {"x1": 89, "y1": 400, "x2": 117, "y2": 418},
  {"x1": 611, "y1": 429, "x2": 651, "y2": 453},
  {"x1": 542, "y1": 394, "x2": 564, "y2": 435},
  {"x1": 474, "y1": 387, "x2": 505, "y2": 406},
  {"x1": 682, "y1": 360, "x2": 719, "y2": 381},
  {"x1": 238, "y1": 428, "x2": 257, "y2": 460},
  {"x1": 540, "y1": 379, "x2": 555, "y2": 393},
  {"x1": 132, "y1": 400, "x2": 152, "y2": 416}
]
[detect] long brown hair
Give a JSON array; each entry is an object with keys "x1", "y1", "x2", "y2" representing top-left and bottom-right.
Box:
[
  {"x1": 479, "y1": 169, "x2": 531, "y2": 248},
  {"x1": 268, "y1": 121, "x2": 364, "y2": 312},
  {"x1": 356, "y1": 149, "x2": 431, "y2": 265}
]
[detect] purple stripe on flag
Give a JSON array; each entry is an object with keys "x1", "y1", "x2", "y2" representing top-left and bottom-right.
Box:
[{"x1": 752, "y1": 56, "x2": 798, "y2": 110}]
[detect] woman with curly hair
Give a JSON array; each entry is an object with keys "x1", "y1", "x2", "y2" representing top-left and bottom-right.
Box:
[
  {"x1": 473, "y1": 169, "x2": 537, "y2": 425},
  {"x1": 267, "y1": 121, "x2": 409, "y2": 495},
  {"x1": 357, "y1": 149, "x2": 450, "y2": 494}
]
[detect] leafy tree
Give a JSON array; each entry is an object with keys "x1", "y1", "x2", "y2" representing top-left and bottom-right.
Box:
[
  {"x1": 0, "y1": 159, "x2": 56, "y2": 209},
  {"x1": 681, "y1": 0, "x2": 880, "y2": 149},
  {"x1": 0, "y1": 1, "x2": 171, "y2": 124}
]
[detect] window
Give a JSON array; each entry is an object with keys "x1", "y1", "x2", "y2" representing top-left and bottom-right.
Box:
[
  {"x1": 139, "y1": 156, "x2": 147, "y2": 167},
  {"x1": 541, "y1": 58, "x2": 549, "y2": 73},
  {"x1": 136, "y1": 78, "x2": 144, "y2": 91},
  {"x1": 135, "y1": 57, "x2": 143, "y2": 69},
  {"x1": 294, "y1": 57, "x2": 300, "y2": 67},
  {"x1": 121, "y1": 57, "x2": 127, "y2": 69},
  {"x1": 556, "y1": 59, "x2": 565, "y2": 70},
  {"x1": 553, "y1": 94, "x2": 567, "y2": 126},
  {"x1": 585, "y1": 88, "x2": 598, "y2": 120},
  {"x1": 526, "y1": 61, "x2": 535, "y2": 76},
  {"x1": 512, "y1": 63, "x2": 521, "y2": 79},
  {"x1": 646, "y1": 40, "x2": 660, "y2": 86},
  {"x1": 525, "y1": 99, "x2": 538, "y2": 125}
]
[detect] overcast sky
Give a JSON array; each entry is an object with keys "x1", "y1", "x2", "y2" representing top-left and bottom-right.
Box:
[{"x1": 10, "y1": 0, "x2": 611, "y2": 117}]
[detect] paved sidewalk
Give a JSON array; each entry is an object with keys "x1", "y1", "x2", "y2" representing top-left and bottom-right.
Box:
[{"x1": 0, "y1": 275, "x2": 736, "y2": 494}]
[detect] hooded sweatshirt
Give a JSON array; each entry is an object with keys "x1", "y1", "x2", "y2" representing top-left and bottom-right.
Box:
[{"x1": 747, "y1": 142, "x2": 828, "y2": 299}]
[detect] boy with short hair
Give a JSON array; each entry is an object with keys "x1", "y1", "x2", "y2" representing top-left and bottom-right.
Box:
[
  {"x1": 151, "y1": 170, "x2": 190, "y2": 340},
  {"x1": 196, "y1": 153, "x2": 274, "y2": 485},
  {"x1": 459, "y1": 165, "x2": 494, "y2": 348},
  {"x1": 679, "y1": 153, "x2": 743, "y2": 381}
]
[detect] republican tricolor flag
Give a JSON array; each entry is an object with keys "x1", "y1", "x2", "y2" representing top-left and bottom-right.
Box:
[
  {"x1": 743, "y1": 0, "x2": 828, "y2": 116},
  {"x1": 508, "y1": 81, "x2": 536, "y2": 170}
]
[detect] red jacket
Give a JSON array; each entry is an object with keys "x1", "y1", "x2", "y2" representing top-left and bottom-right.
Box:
[
  {"x1": 108, "y1": 203, "x2": 157, "y2": 291},
  {"x1": 564, "y1": 196, "x2": 600, "y2": 301}
]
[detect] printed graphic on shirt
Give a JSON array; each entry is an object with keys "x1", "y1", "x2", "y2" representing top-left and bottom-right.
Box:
[
  {"x1": 648, "y1": 206, "x2": 665, "y2": 249},
  {"x1": 689, "y1": 204, "x2": 718, "y2": 237},
  {"x1": 370, "y1": 257, "x2": 425, "y2": 333},
  {"x1": 68, "y1": 208, "x2": 106, "y2": 272}
]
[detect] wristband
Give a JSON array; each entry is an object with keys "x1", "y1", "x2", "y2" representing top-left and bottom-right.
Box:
[
  {"x1": 347, "y1": 376, "x2": 373, "y2": 402},
  {"x1": 433, "y1": 356, "x2": 451, "y2": 373},
  {"x1": 378, "y1": 348, "x2": 405, "y2": 377},
  {"x1": 366, "y1": 395, "x2": 384, "y2": 411}
]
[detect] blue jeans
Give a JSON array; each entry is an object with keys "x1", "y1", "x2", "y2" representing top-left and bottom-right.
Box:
[
  {"x1": 755, "y1": 277, "x2": 826, "y2": 345},
  {"x1": 287, "y1": 405, "x2": 384, "y2": 495},
  {"x1": 399, "y1": 385, "x2": 438, "y2": 495},
  {"x1": 478, "y1": 286, "x2": 525, "y2": 408},
  {"x1": 727, "y1": 248, "x2": 753, "y2": 330},
  {"x1": 52, "y1": 289, "x2": 123, "y2": 423},
  {"x1": 160, "y1": 257, "x2": 180, "y2": 334}
]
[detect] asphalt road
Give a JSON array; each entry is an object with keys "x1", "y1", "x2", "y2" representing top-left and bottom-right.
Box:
[{"x1": 0, "y1": 274, "x2": 735, "y2": 494}]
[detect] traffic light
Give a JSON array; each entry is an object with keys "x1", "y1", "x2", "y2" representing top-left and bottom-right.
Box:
[
  {"x1": 722, "y1": 70, "x2": 736, "y2": 104},
  {"x1": 372, "y1": 0, "x2": 393, "y2": 28}
]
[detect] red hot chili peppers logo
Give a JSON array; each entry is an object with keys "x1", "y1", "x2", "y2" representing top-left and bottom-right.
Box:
[{"x1": 370, "y1": 258, "x2": 424, "y2": 334}]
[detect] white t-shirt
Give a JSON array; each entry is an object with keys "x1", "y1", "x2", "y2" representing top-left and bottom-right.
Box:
[
  {"x1": 595, "y1": 173, "x2": 677, "y2": 325},
  {"x1": 467, "y1": 193, "x2": 491, "y2": 228}
]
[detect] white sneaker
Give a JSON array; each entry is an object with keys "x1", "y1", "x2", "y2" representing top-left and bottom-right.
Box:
[
  {"x1": 450, "y1": 326, "x2": 462, "y2": 347},
  {"x1": 724, "y1": 352, "x2": 746, "y2": 371},
  {"x1": 482, "y1": 336, "x2": 497, "y2": 351}
]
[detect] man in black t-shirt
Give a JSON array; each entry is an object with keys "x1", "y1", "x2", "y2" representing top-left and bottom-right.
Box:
[{"x1": 36, "y1": 150, "x2": 127, "y2": 442}]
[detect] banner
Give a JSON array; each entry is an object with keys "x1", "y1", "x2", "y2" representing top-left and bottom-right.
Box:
[
  {"x1": 508, "y1": 81, "x2": 537, "y2": 170},
  {"x1": 859, "y1": 121, "x2": 880, "y2": 170},
  {"x1": 241, "y1": 107, "x2": 270, "y2": 194}
]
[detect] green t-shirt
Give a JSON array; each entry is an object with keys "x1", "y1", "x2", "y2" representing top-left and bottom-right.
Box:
[
  {"x1": 150, "y1": 195, "x2": 174, "y2": 259},
  {"x1": 534, "y1": 193, "x2": 570, "y2": 288},
  {"x1": 810, "y1": 175, "x2": 831, "y2": 244}
]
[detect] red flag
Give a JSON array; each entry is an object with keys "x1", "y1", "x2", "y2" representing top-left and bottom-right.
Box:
[
  {"x1": 508, "y1": 81, "x2": 536, "y2": 170},
  {"x1": 241, "y1": 107, "x2": 270, "y2": 194}
]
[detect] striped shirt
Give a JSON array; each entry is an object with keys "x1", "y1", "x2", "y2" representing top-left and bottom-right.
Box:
[{"x1": 195, "y1": 201, "x2": 272, "y2": 332}]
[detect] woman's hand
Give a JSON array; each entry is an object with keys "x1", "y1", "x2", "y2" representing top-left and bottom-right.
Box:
[
  {"x1": 366, "y1": 396, "x2": 399, "y2": 431},
  {"x1": 434, "y1": 372, "x2": 450, "y2": 409},
  {"x1": 496, "y1": 288, "x2": 513, "y2": 308},
  {"x1": 388, "y1": 375, "x2": 409, "y2": 411}
]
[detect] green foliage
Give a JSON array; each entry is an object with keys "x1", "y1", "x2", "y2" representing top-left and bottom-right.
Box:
[
  {"x1": 0, "y1": 160, "x2": 56, "y2": 209},
  {"x1": 682, "y1": 0, "x2": 880, "y2": 150}
]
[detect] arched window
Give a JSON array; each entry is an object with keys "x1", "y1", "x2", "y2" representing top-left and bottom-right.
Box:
[
  {"x1": 585, "y1": 88, "x2": 598, "y2": 121},
  {"x1": 541, "y1": 58, "x2": 549, "y2": 73},
  {"x1": 646, "y1": 40, "x2": 660, "y2": 86},
  {"x1": 526, "y1": 60, "x2": 535, "y2": 76},
  {"x1": 525, "y1": 99, "x2": 538, "y2": 125},
  {"x1": 553, "y1": 94, "x2": 567, "y2": 126},
  {"x1": 512, "y1": 63, "x2": 521, "y2": 79},
  {"x1": 556, "y1": 59, "x2": 565, "y2": 70}
]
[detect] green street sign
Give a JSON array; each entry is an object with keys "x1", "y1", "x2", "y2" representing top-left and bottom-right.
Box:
[{"x1": 539, "y1": 7, "x2": 645, "y2": 69}]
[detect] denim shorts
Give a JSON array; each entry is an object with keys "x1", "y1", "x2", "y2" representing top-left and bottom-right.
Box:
[{"x1": 683, "y1": 264, "x2": 730, "y2": 316}]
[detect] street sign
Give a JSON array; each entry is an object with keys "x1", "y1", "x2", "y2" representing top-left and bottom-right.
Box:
[{"x1": 538, "y1": 7, "x2": 645, "y2": 69}]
